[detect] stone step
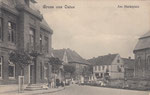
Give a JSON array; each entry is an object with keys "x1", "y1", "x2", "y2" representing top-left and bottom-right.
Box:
[
  {"x1": 26, "y1": 86, "x2": 42, "y2": 88},
  {"x1": 24, "y1": 84, "x2": 44, "y2": 91},
  {"x1": 25, "y1": 87, "x2": 43, "y2": 91}
]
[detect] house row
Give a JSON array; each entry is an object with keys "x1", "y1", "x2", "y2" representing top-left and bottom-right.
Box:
[
  {"x1": 52, "y1": 48, "x2": 90, "y2": 82},
  {"x1": 0, "y1": 0, "x2": 53, "y2": 84},
  {"x1": 88, "y1": 54, "x2": 135, "y2": 80}
]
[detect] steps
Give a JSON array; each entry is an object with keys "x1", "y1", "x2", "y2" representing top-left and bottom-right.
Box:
[{"x1": 25, "y1": 84, "x2": 45, "y2": 91}]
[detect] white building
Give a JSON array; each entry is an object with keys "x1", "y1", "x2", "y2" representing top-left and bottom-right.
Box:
[{"x1": 88, "y1": 54, "x2": 124, "y2": 80}]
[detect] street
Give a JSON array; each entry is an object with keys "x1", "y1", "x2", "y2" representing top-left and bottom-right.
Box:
[{"x1": 41, "y1": 84, "x2": 149, "y2": 95}]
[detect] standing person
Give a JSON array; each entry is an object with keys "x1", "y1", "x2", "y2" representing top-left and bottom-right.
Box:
[
  {"x1": 61, "y1": 81, "x2": 64, "y2": 87},
  {"x1": 51, "y1": 79, "x2": 54, "y2": 88},
  {"x1": 56, "y1": 79, "x2": 60, "y2": 88}
]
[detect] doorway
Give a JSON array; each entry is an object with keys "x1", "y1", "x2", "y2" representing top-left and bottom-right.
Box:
[{"x1": 29, "y1": 64, "x2": 36, "y2": 84}]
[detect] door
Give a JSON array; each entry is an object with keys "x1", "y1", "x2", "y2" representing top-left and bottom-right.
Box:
[
  {"x1": 30, "y1": 65, "x2": 36, "y2": 84},
  {"x1": 30, "y1": 65, "x2": 33, "y2": 84}
]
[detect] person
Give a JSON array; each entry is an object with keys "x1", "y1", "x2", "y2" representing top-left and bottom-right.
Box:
[
  {"x1": 56, "y1": 79, "x2": 60, "y2": 88},
  {"x1": 61, "y1": 81, "x2": 64, "y2": 87},
  {"x1": 51, "y1": 79, "x2": 55, "y2": 88}
]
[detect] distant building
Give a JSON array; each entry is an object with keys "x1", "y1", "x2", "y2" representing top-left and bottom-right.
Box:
[
  {"x1": 52, "y1": 48, "x2": 90, "y2": 81},
  {"x1": 122, "y1": 57, "x2": 135, "y2": 79},
  {"x1": 0, "y1": 0, "x2": 53, "y2": 84},
  {"x1": 134, "y1": 31, "x2": 150, "y2": 79},
  {"x1": 88, "y1": 54, "x2": 124, "y2": 80}
]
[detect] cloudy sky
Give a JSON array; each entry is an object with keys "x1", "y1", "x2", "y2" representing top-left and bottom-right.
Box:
[{"x1": 35, "y1": 0, "x2": 150, "y2": 59}]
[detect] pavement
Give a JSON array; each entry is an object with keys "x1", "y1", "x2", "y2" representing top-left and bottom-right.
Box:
[
  {"x1": 1, "y1": 84, "x2": 150, "y2": 95},
  {"x1": 44, "y1": 84, "x2": 150, "y2": 95},
  {"x1": 0, "y1": 84, "x2": 65, "y2": 95}
]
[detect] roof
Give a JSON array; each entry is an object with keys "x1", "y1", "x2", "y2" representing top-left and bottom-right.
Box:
[
  {"x1": 134, "y1": 31, "x2": 150, "y2": 51},
  {"x1": 140, "y1": 31, "x2": 150, "y2": 38},
  {"x1": 52, "y1": 48, "x2": 90, "y2": 65},
  {"x1": 40, "y1": 19, "x2": 53, "y2": 33},
  {"x1": 122, "y1": 58, "x2": 135, "y2": 69},
  {"x1": 87, "y1": 54, "x2": 118, "y2": 65}
]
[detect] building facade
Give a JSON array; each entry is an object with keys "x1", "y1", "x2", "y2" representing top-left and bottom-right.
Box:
[
  {"x1": 52, "y1": 48, "x2": 90, "y2": 82},
  {"x1": 88, "y1": 54, "x2": 124, "y2": 80},
  {"x1": 122, "y1": 57, "x2": 135, "y2": 79},
  {"x1": 134, "y1": 31, "x2": 150, "y2": 79},
  {"x1": 0, "y1": 0, "x2": 53, "y2": 84}
]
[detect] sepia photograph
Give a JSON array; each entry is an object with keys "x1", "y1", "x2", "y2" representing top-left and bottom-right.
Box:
[{"x1": 0, "y1": 0, "x2": 150, "y2": 95}]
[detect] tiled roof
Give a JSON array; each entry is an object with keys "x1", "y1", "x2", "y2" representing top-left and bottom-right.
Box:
[
  {"x1": 134, "y1": 31, "x2": 150, "y2": 51},
  {"x1": 52, "y1": 48, "x2": 90, "y2": 65},
  {"x1": 87, "y1": 54, "x2": 118, "y2": 65},
  {"x1": 122, "y1": 58, "x2": 135, "y2": 69}
]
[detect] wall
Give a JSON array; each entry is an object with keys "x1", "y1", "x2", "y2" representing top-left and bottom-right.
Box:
[
  {"x1": 111, "y1": 55, "x2": 124, "y2": 79},
  {"x1": 134, "y1": 49, "x2": 150, "y2": 78}
]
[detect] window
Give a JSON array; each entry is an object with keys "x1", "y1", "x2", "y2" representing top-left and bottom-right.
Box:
[
  {"x1": 8, "y1": 22, "x2": 16, "y2": 43},
  {"x1": 40, "y1": 34, "x2": 42, "y2": 52},
  {"x1": 0, "y1": 18, "x2": 3, "y2": 40},
  {"x1": 95, "y1": 66, "x2": 97, "y2": 71},
  {"x1": 99, "y1": 66, "x2": 101, "y2": 71},
  {"x1": 97, "y1": 66, "x2": 99, "y2": 71},
  {"x1": 44, "y1": 64, "x2": 47, "y2": 80},
  {"x1": 29, "y1": 28, "x2": 35, "y2": 50},
  {"x1": 117, "y1": 59, "x2": 120, "y2": 63},
  {"x1": 8, "y1": 61, "x2": 15, "y2": 79},
  {"x1": 117, "y1": 65, "x2": 121, "y2": 72},
  {"x1": 93, "y1": 66, "x2": 95, "y2": 71},
  {"x1": 40, "y1": 62, "x2": 42, "y2": 80},
  {"x1": 147, "y1": 56, "x2": 150, "y2": 70},
  {"x1": 0, "y1": 57, "x2": 3, "y2": 78},
  {"x1": 44, "y1": 36, "x2": 48, "y2": 53},
  {"x1": 137, "y1": 57, "x2": 141, "y2": 67},
  {"x1": 102, "y1": 66, "x2": 104, "y2": 70},
  {"x1": 106, "y1": 65, "x2": 109, "y2": 72}
]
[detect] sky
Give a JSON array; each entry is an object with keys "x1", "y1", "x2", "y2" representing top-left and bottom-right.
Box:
[{"x1": 34, "y1": 0, "x2": 150, "y2": 59}]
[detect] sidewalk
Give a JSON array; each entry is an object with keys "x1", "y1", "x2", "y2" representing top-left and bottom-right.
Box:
[
  {"x1": 0, "y1": 84, "x2": 18, "y2": 94},
  {"x1": 0, "y1": 85, "x2": 65, "y2": 95}
]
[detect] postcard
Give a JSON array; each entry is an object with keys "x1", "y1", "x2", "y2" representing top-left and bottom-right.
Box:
[{"x1": 0, "y1": 0, "x2": 150, "y2": 95}]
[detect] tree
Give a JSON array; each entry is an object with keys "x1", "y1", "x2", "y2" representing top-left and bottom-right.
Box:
[
  {"x1": 9, "y1": 50, "x2": 32, "y2": 76},
  {"x1": 82, "y1": 65, "x2": 93, "y2": 77},
  {"x1": 63, "y1": 64, "x2": 75, "y2": 78},
  {"x1": 48, "y1": 57, "x2": 63, "y2": 74},
  {"x1": 47, "y1": 57, "x2": 63, "y2": 87}
]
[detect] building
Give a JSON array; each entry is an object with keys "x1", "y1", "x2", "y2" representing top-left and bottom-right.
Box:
[
  {"x1": 122, "y1": 57, "x2": 135, "y2": 79},
  {"x1": 134, "y1": 31, "x2": 150, "y2": 79},
  {"x1": 88, "y1": 54, "x2": 124, "y2": 80},
  {"x1": 52, "y1": 48, "x2": 90, "y2": 82},
  {"x1": 0, "y1": 0, "x2": 53, "y2": 84}
]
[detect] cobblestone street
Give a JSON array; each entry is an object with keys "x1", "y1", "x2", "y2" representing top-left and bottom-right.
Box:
[{"x1": 41, "y1": 84, "x2": 149, "y2": 95}]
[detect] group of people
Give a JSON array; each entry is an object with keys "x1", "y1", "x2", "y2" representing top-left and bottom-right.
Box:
[{"x1": 48, "y1": 79, "x2": 65, "y2": 88}]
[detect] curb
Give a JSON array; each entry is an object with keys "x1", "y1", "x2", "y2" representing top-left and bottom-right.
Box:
[
  {"x1": 0, "y1": 87, "x2": 65, "y2": 95},
  {"x1": 84, "y1": 84, "x2": 150, "y2": 91},
  {"x1": 28, "y1": 87, "x2": 65, "y2": 95}
]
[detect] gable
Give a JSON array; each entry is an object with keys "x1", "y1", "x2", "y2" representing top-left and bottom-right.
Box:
[
  {"x1": 112, "y1": 54, "x2": 124, "y2": 65},
  {"x1": 52, "y1": 49, "x2": 90, "y2": 65}
]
